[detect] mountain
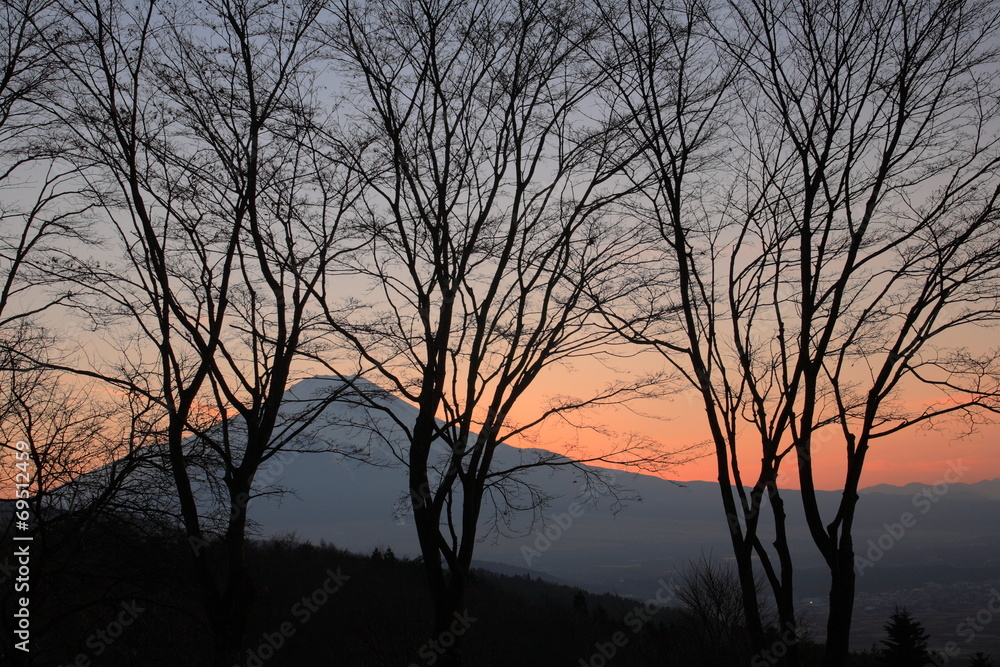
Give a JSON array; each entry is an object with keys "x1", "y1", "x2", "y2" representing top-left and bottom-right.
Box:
[
  {"x1": 247, "y1": 377, "x2": 1000, "y2": 603},
  {"x1": 13, "y1": 374, "x2": 999, "y2": 600},
  {"x1": 248, "y1": 375, "x2": 734, "y2": 598},
  {"x1": 860, "y1": 476, "x2": 1000, "y2": 500},
  {"x1": 15, "y1": 374, "x2": 999, "y2": 654}
]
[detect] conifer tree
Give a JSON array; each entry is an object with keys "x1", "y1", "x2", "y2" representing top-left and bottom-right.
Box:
[
  {"x1": 879, "y1": 607, "x2": 931, "y2": 667},
  {"x1": 970, "y1": 652, "x2": 994, "y2": 667}
]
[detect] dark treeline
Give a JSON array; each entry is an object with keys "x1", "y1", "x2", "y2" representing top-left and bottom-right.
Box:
[
  {"x1": 0, "y1": 516, "x2": 967, "y2": 666},
  {"x1": 0, "y1": 517, "x2": 814, "y2": 666}
]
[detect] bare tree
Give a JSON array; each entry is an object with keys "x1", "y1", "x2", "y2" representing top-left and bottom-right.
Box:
[
  {"x1": 320, "y1": 0, "x2": 688, "y2": 663},
  {"x1": 604, "y1": 0, "x2": 1000, "y2": 665},
  {"x1": 44, "y1": 0, "x2": 356, "y2": 663},
  {"x1": 0, "y1": 323, "x2": 168, "y2": 661},
  {"x1": 674, "y1": 554, "x2": 771, "y2": 665},
  {"x1": 591, "y1": 0, "x2": 796, "y2": 653},
  {"x1": 0, "y1": 327, "x2": 154, "y2": 521},
  {"x1": 0, "y1": 0, "x2": 96, "y2": 330}
]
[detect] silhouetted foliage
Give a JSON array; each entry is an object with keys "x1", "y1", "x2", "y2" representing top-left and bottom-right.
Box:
[
  {"x1": 879, "y1": 607, "x2": 931, "y2": 667},
  {"x1": 970, "y1": 652, "x2": 995, "y2": 667}
]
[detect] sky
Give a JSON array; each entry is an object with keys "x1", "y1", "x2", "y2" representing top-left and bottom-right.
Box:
[
  {"x1": 4, "y1": 7, "x2": 997, "y2": 505},
  {"x1": 4, "y1": 280, "x2": 995, "y2": 498},
  {"x1": 504, "y1": 360, "x2": 1000, "y2": 492}
]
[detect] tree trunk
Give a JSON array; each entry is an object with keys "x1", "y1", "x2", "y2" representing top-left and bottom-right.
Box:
[
  {"x1": 722, "y1": 490, "x2": 766, "y2": 656},
  {"x1": 410, "y1": 431, "x2": 468, "y2": 665},
  {"x1": 209, "y1": 577, "x2": 255, "y2": 667},
  {"x1": 823, "y1": 547, "x2": 856, "y2": 667},
  {"x1": 768, "y1": 486, "x2": 801, "y2": 667},
  {"x1": 413, "y1": 510, "x2": 468, "y2": 667},
  {"x1": 205, "y1": 474, "x2": 257, "y2": 667},
  {"x1": 210, "y1": 539, "x2": 256, "y2": 667},
  {"x1": 430, "y1": 578, "x2": 467, "y2": 667}
]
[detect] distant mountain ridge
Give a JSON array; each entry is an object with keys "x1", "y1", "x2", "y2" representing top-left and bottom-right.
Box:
[
  {"x1": 19, "y1": 375, "x2": 998, "y2": 601},
  {"x1": 243, "y1": 377, "x2": 1000, "y2": 601},
  {"x1": 14, "y1": 374, "x2": 996, "y2": 655},
  {"x1": 860, "y1": 476, "x2": 1000, "y2": 500}
]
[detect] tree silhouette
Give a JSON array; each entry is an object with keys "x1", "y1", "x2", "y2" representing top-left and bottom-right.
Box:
[
  {"x1": 600, "y1": 0, "x2": 1000, "y2": 664},
  {"x1": 879, "y1": 607, "x2": 930, "y2": 667},
  {"x1": 0, "y1": 0, "x2": 96, "y2": 333},
  {"x1": 45, "y1": 0, "x2": 354, "y2": 663},
  {"x1": 321, "y1": 0, "x2": 680, "y2": 663},
  {"x1": 970, "y1": 652, "x2": 995, "y2": 667},
  {"x1": 674, "y1": 555, "x2": 762, "y2": 663}
]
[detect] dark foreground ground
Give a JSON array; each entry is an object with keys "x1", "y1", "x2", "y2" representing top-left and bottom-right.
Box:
[{"x1": 0, "y1": 517, "x2": 992, "y2": 666}]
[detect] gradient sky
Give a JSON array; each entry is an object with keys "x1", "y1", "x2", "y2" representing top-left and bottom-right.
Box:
[
  {"x1": 505, "y1": 358, "x2": 1000, "y2": 492},
  {"x1": 8, "y1": 278, "x2": 997, "y2": 497}
]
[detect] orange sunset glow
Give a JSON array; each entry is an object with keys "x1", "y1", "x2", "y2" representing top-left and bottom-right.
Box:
[{"x1": 504, "y1": 365, "x2": 1000, "y2": 492}]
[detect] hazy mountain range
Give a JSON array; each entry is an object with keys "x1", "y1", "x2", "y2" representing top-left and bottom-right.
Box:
[
  {"x1": 10, "y1": 375, "x2": 999, "y2": 655},
  {"x1": 247, "y1": 377, "x2": 1000, "y2": 600}
]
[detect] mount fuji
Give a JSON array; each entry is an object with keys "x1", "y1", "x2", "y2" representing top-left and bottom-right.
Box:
[
  {"x1": 245, "y1": 377, "x2": 1000, "y2": 601},
  {"x1": 246, "y1": 375, "x2": 733, "y2": 596}
]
